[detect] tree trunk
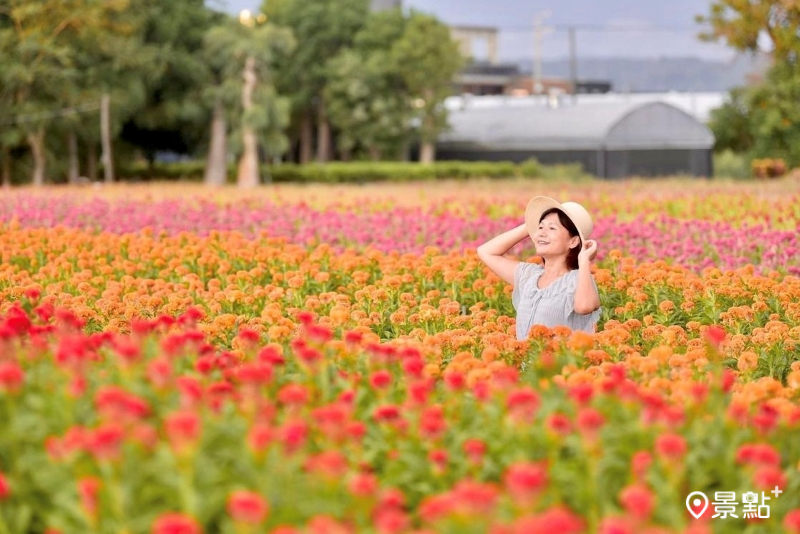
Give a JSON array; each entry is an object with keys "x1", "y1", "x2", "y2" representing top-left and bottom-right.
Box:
[
  {"x1": 368, "y1": 146, "x2": 382, "y2": 161},
  {"x1": 67, "y1": 131, "x2": 80, "y2": 185},
  {"x1": 28, "y1": 129, "x2": 46, "y2": 186},
  {"x1": 204, "y1": 99, "x2": 228, "y2": 187},
  {"x1": 100, "y1": 93, "x2": 114, "y2": 183},
  {"x1": 236, "y1": 56, "x2": 260, "y2": 188},
  {"x1": 316, "y1": 96, "x2": 331, "y2": 163},
  {"x1": 419, "y1": 142, "x2": 435, "y2": 164},
  {"x1": 1, "y1": 147, "x2": 11, "y2": 188},
  {"x1": 299, "y1": 112, "x2": 313, "y2": 164},
  {"x1": 87, "y1": 142, "x2": 98, "y2": 182},
  {"x1": 419, "y1": 89, "x2": 437, "y2": 164}
]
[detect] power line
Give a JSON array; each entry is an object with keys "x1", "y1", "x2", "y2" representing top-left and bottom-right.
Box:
[
  {"x1": 453, "y1": 23, "x2": 703, "y2": 34},
  {"x1": 0, "y1": 101, "x2": 101, "y2": 127}
]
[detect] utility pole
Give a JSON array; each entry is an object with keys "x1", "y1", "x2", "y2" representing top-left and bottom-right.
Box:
[
  {"x1": 532, "y1": 11, "x2": 552, "y2": 95},
  {"x1": 568, "y1": 26, "x2": 578, "y2": 101}
]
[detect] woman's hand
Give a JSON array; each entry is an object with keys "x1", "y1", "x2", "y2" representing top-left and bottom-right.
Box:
[{"x1": 578, "y1": 239, "x2": 598, "y2": 265}]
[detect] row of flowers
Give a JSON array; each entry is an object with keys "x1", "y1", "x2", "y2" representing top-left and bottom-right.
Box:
[
  {"x1": 0, "y1": 183, "x2": 798, "y2": 273},
  {"x1": 0, "y1": 182, "x2": 798, "y2": 532},
  {"x1": 1, "y1": 304, "x2": 799, "y2": 533},
  {"x1": 0, "y1": 227, "x2": 797, "y2": 382}
]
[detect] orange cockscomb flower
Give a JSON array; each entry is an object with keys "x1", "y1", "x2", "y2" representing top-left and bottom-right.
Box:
[
  {"x1": 566, "y1": 331, "x2": 594, "y2": 352},
  {"x1": 737, "y1": 351, "x2": 759, "y2": 373}
]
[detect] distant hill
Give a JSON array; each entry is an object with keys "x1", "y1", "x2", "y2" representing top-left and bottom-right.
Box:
[{"x1": 509, "y1": 54, "x2": 770, "y2": 92}]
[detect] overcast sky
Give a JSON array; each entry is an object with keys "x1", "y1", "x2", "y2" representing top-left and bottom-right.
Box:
[{"x1": 213, "y1": 0, "x2": 734, "y2": 61}]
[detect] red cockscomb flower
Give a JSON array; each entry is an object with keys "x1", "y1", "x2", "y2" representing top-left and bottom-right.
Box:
[
  {"x1": 227, "y1": 490, "x2": 268, "y2": 524},
  {"x1": 655, "y1": 433, "x2": 687, "y2": 461},
  {"x1": 152, "y1": 512, "x2": 202, "y2": 534}
]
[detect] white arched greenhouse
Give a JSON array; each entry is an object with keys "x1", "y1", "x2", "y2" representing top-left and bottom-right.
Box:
[{"x1": 436, "y1": 100, "x2": 716, "y2": 178}]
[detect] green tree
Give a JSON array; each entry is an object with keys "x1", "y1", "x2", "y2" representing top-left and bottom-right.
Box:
[
  {"x1": 709, "y1": 66, "x2": 800, "y2": 168},
  {"x1": 0, "y1": 13, "x2": 21, "y2": 186},
  {"x1": 708, "y1": 87, "x2": 755, "y2": 154},
  {"x1": 0, "y1": 0, "x2": 135, "y2": 185},
  {"x1": 203, "y1": 14, "x2": 294, "y2": 187},
  {"x1": 324, "y1": 8, "x2": 412, "y2": 160},
  {"x1": 697, "y1": 0, "x2": 800, "y2": 63},
  {"x1": 0, "y1": 0, "x2": 147, "y2": 185},
  {"x1": 66, "y1": 2, "x2": 161, "y2": 184},
  {"x1": 746, "y1": 62, "x2": 800, "y2": 166},
  {"x1": 262, "y1": 0, "x2": 370, "y2": 163},
  {"x1": 200, "y1": 17, "x2": 239, "y2": 187},
  {"x1": 390, "y1": 11, "x2": 464, "y2": 163},
  {"x1": 118, "y1": 0, "x2": 217, "y2": 173},
  {"x1": 699, "y1": 0, "x2": 800, "y2": 168}
]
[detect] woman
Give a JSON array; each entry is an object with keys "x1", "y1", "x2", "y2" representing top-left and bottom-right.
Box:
[{"x1": 477, "y1": 196, "x2": 601, "y2": 340}]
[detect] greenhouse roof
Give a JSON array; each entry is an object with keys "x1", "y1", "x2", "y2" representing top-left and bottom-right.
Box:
[{"x1": 438, "y1": 100, "x2": 715, "y2": 151}]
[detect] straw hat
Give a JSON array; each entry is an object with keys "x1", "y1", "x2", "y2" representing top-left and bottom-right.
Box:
[{"x1": 524, "y1": 196, "x2": 593, "y2": 244}]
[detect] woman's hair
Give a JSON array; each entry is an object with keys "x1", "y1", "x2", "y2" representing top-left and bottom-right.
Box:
[{"x1": 539, "y1": 208, "x2": 581, "y2": 270}]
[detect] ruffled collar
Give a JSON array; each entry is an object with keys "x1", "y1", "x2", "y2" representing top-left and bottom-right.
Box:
[{"x1": 522, "y1": 268, "x2": 575, "y2": 300}]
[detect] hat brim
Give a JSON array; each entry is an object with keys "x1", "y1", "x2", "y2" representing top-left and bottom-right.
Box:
[{"x1": 524, "y1": 196, "x2": 587, "y2": 244}]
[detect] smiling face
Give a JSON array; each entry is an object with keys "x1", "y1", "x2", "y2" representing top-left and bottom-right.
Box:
[{"x1": 534, "y1": 210, "x2": 581, "y2": 260}]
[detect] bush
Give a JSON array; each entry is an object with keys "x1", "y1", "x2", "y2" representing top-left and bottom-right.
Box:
[
  {"x1": 539, "y1": 163, "x2": 592, "y2": 182},
  {"x1": 713, "y1": 150, "x2": 750, "y2": 179},
  {"x1": 751, "y1": 158, "x2": 787, "y2": 179},
  {"x1": 269, "y1": 162, "x2": 433, "y2": 183},
  {"x1": 266, "y1": 161, "x2": 523, "y2": 183},
  {"x1": 118, "y1": 161, "x2": 213, "y2": 182},
  {"x1": 116, "y1": 159, "x2": 580, "y2": 184},
  {"x1": 518, "y1": 158, "x2": 543, "y2": 178}
]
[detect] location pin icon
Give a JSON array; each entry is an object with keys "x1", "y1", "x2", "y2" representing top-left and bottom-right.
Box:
[{"x1": 686, "y1": 491, "x2": 709, "y2": 519}]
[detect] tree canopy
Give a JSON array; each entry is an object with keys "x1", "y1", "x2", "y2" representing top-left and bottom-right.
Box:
[
  {"x1": 698, "y1": 0, "x2": 800, "y2": 64},
  {"x1": 0, "y1": 0, "x2": 465, "y2": 184},
  {"x1": 700, "y1": 0, "x2": 800, "y2": 167}
]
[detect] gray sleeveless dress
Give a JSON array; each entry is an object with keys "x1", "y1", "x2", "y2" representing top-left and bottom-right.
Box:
[{"x1": 512, "y1": 262, "x2": 601, "y2": 340}]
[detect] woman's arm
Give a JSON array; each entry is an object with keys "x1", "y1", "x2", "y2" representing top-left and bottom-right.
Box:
[
  {"x1": 574, "y1": 239, "x2": 601, "y2": 314},
  {"x1": 476, "y1": 223, "x2": 529, "y2": 285}
]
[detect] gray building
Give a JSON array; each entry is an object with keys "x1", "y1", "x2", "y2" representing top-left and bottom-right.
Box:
[{"x1": 437, "y1": 100, "x2": 715, "y2": 178}]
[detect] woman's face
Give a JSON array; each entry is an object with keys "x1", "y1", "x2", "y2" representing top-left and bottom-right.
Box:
[{"x1": 534, "y1": 212, "x2": 579, "y2": 257}]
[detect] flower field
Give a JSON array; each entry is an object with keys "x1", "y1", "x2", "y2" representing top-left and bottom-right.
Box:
[{"x1": 0, "y1": 178, "x2": 799, "y2": 534}]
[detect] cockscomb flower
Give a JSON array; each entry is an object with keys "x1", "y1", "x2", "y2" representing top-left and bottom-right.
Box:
[
  {"x1": 504, "y1": 461, "x2": 548, "y2": 503},
  {"x1": 704, "y1": 325, "x2": 726, "y2": 348},
  {"x1": 152, "y1": 512, "x2": 202, "y2": 534},
  {"x1": 165, "y1": 411, "x2": 202, "y2": 453},
  {"x1": 369, "y1": 370, "x2": 392, "y2": 390},
  {"x1": 77, "y1": 477, "x2": 102, "y2": 519},
  {"x1": 227, "y1": 490, "x2": 268, "y2": 524},
  {"x1": 619, "y1": 483, "x2": 655, "y2": 520},
  {"x1": 0, "y1": 362, "x2": 24, "y2": 393},
  {"x1": 655, "y1": 433, "x2": 687, "y2": 461},
  {"x1": 0, "y1": 473, "x2": 10, "y2": 500},
  {"x1": 735, "y1": 443, "x2": 781, "y2": 467}
]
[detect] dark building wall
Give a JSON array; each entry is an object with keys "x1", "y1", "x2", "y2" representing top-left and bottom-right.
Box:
[
  {"x1": 435, "y1": 147, "x2": 712, "y2": 178},
  {"x1": 604, "y1": 149, "x2": 712, "y2": 178}
]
